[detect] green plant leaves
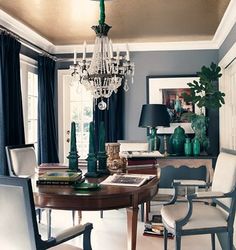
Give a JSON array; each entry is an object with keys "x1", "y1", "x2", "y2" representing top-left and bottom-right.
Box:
[{"x1": 182, "y1": 62, "x2": 225, "y2": 110}]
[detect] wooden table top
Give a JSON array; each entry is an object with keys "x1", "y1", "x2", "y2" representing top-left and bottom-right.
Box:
[{"x1": 33, "y1": 175, "x2": 159, "y2": 211}]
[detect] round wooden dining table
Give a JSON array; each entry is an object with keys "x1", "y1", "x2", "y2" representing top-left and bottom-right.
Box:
[{"x1": 33, "y1": 175, "x2": 159, "y2": 250}]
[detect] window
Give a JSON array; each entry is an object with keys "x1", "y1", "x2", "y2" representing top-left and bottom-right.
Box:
[
  {"x1": 58, "y1": 70, "x2": 93, "y2": 163},
  {"x1": 20, "y1": 55, "x2": 38, "y2": 151},
  {"x1": 27, "y1": 72, "x2": 38, "y2": 148},
  {"x1": 70, "y1": 81, "x2": 93, "y2": 159}
]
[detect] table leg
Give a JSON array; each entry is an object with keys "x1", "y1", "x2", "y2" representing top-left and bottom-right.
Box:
[
  {"x1": 145, "y1": 201, "x2": 150, "y2": 222},
  {"x1": 78, "y1": 210, "x2": 82, "y2": 224},
  {"x1": 126, "y1": 206, "x2": 139, "y2": 250}
]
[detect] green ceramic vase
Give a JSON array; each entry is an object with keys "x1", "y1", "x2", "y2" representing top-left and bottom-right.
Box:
[
  {"x1": 170, "y1": 126, "x2": 186, "y2": 156},
  {"x1": 192, "y1": 137, "x2": 200, "y2": 156},
  {"x1": 184, "y1": 138, "x2": 192, "y2": 156}
]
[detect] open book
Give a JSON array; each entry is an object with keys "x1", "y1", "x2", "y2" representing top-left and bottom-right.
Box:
[{"x1": 101, "y1": 174, "x2": 156, "y2": 187}]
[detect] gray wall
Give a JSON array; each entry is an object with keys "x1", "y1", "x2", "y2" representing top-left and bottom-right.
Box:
[
  {"x1": 219, "y1": 22, "x2": 236, "y2": 62},
  {"x1": 124, "y1": 50, "x2": 218, "y2": 141}
]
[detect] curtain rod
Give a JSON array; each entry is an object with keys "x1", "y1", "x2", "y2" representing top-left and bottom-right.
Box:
[{"x1": 0, "y1": 25, "x2": 56, "y2": 60}]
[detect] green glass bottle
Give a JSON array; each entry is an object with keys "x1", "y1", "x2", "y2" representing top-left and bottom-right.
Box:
[
  {"x1": 184, "y1": 138, "x2": 192, "y2": 156},
  {"x1": 192, "y1": 137, "x2": 200, "y2": 156}
]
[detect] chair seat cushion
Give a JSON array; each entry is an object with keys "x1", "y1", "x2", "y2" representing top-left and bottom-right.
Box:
[{"x1": 161, "y1": 202, "x2": 228, "y2": 231}]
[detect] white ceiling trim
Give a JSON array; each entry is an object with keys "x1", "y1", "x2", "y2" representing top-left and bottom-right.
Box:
[
  {"x1": 213, "y1": 0, "x2": 236, "y2": 48},
  {"x1": 53, "y1": 40, "x2": 218, "y2": 54},
  {"x1": 0, "y1": 9, "x2": 54, "y2": 53},
  {"x1": 0, "y1": 1, "x2": 235, "y2": 54}
]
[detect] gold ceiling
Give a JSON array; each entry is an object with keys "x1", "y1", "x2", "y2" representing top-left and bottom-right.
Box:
[{"x1": 0, "y1": 0, "x2": 231, "y2": 45}]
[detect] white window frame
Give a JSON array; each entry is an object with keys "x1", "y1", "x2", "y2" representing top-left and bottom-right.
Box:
[
  {"x1": 20, "y1": 54, "x2": 38, "y2": 145},
  {"x1": 58, "y1": 69, "x2": 93, "y2": 163}
]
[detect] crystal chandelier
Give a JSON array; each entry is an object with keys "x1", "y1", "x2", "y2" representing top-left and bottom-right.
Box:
[{"x1": 70, "y1": 0, "x2": 135, "y2": 110}]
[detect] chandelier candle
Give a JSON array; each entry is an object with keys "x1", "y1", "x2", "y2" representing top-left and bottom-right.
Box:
[{"x1": 69, "y1": 0, "x2": 135, "y2": 110}]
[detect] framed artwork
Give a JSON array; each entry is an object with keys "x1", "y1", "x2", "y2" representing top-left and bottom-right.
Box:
[{"x1": 146, "y1": 75, "x2": 200, "y2": 134}]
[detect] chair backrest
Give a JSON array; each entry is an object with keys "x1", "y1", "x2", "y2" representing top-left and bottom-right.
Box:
[
  {"x1": 0, "y1": 176, "x2": 41, "y2": 250},
  {"x1": 5, "y1": 144, "x2": 37, "y2": 177},
  {"x1": 212, "y1": 148, "x2": 236, "y2": 211}
]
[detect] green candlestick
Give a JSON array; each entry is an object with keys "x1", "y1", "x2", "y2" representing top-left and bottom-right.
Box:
[
  {"x1": 85, "y1": 122, "x2": 99, "y2": 177},
  {"x1": 89, "y1": 122, "x2": 95, "y2": 154},
  {"x1": 98, "y1": 121, "x2": 109, "y2": 175},
  {"x1": 99, "y1": 121, "x2": 106, "y2": 152},
  {"x1": 67, "y1": 122, "x2": 80, "y2": 172}
]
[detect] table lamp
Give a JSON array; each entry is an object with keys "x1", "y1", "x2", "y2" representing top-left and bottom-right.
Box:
[{"x1": 138, "y1": 104, "x2": 170, "y2": 152}]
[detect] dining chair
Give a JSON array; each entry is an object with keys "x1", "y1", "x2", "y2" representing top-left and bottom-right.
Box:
[
  {"x1": 0, "y1": 176, "x2": 93, "y2": 250},
  {"x1": 5, "y1": 144, "x2": 53, "y2": 238},
  {"x1": 161, "y1": 148, "x2": 236, "y2": 250},
  {"x1": 131, "y1": 164, "x2": 207, "y2": 222},
  {"x1": 5, "y1": 144, "x2": 81, "y2": 237}
]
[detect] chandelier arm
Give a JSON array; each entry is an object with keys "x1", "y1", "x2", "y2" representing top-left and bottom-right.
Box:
[{"x1": 99, "y1": 0, "x2": 105, "y2": 25}]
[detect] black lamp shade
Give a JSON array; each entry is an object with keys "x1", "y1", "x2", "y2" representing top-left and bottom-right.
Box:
[{"x1": 138, "y1": 104, "x2": 170, "y2": 128}]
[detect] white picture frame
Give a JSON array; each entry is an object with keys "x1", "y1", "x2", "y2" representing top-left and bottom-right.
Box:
[{"x1": 147, "y1": 75, "x2": 201, "y2": 134}]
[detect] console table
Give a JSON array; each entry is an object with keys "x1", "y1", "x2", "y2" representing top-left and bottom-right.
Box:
[
  {"x1": 127, "y1": 155, "x2": 216, "y2": 222},
  {"x1": 127, "y1": 155, "x2": 216, "y2": 183}
]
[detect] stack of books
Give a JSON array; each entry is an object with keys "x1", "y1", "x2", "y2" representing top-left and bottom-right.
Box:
[
  {"x1": 37, "y1": 171, "x2": 84, "y2": 185},
  {"x1": 143, "y1": 215, "x2": 174, "y2": 238}
]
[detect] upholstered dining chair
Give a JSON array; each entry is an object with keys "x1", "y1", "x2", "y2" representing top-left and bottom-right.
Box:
[
  {"x1": 5, "y1": 144, "x2": 53, "y2": 237},
  {"x1": 161, "y1": 148, "x2": 236, "y2": 250},
  {"x1": 0, "y1": 176, "x2": 93, "y2": 250},
  {"x1": 5, "y1": 144, "x2": 80, "y2": 238}
]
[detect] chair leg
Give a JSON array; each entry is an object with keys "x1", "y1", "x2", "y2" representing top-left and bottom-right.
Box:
[
  {"x1": 175, "y1": 235, "x2": 181, "y2": 250},
  {"x1": 164, "y1": 227, "x2": 168, "y2": 250},
  {"x1": 227, "y1": 231, "x2": 234, "y2": 250},
  {"x1": 100, "y1": 210, "x2": 103, "y2": 218},
  {"x1": 72, "y1": 210, "x2": 75, "y2": 226},
  {"x1": 37, "y1": 208, "x2": 42, "y2": 223},
  {"x1": 47, "y1": 209, "x2": 52, "y2": 239},
  {"x1": 140, "y1": 203, "x2": 144, "y2": 222},
  {"x1": 211, "y1": 233, "x2": 215, "y2": 250}
]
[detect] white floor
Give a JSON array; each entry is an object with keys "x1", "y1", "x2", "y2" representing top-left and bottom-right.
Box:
[{"x1": 38, "y1": 208, "x2": 222, "y2": 250}]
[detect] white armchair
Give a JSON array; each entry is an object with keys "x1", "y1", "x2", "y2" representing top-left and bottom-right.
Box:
[
  {"x1": 0, "y1": 176, "x2": 93, "y2": 250},
  {"x1": 161, "y1": 148, "x2": 236, "y2": 250}
]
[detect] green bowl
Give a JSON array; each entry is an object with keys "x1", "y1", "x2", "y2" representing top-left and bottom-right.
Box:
[{"x1": 73, "y1": 182, "x2": 100, "y2": 190}]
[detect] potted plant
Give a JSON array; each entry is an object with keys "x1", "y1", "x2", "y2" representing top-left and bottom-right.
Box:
[{"x1": 182, "y1": 62, "x2": 225, "y2": 153}]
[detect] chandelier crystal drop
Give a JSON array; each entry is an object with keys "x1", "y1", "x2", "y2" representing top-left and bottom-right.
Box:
[{"x1": 69, "y1": 0, "x2": 135, "y2": 110}]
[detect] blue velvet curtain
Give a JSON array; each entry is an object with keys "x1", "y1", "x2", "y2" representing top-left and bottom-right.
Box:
[
  {"x1": 0, "y1": 32, "x2": 25, "y2": 175},
  {"x1": 94, "y1": 88, "x2": 124, "y2": 151},
  {"x1": 38, "y1": 55, "x2": 59, "y2": 164}
]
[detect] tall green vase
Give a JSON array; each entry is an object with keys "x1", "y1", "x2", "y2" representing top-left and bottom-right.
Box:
[
  {"x1": 192, "y1": 137, "x2": 200, "y2": 156},
  {"x1": 170, "y1": 126, "x2": 186, "y2": 156},
  {"x1": 184, "y1": 138, "x2": 192, "y2": 156}
]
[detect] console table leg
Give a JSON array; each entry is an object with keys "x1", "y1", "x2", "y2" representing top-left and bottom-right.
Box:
[{"x1": 126, "y1": 206, "x2": 139, "y2": 250}]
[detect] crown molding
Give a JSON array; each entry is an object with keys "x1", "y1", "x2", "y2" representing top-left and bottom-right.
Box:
[
  {"x1": 0, "y1": 9, "x2": 54, "y2": 53},
  {"x1": 213, "y1": 0, "x2": 236, "y2": 49},
  {"x1": 0, "y1": 1, "x2": 235, "y2": 54},
  {"x1": 53, "y1": 40, "x2": 217, "y2": 54}
]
